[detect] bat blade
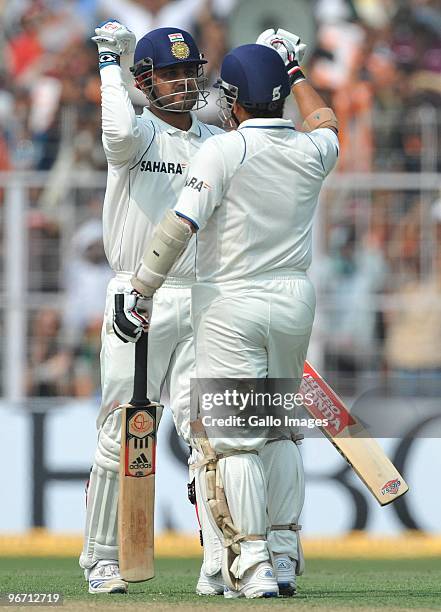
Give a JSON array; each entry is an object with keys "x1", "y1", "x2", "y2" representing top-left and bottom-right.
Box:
[
  {"x1": 119, "y1": 403, "x2": 157, "y2": 582},
  {"x1": 301, "y1": 361, "x2": 409, "y2": 505}
]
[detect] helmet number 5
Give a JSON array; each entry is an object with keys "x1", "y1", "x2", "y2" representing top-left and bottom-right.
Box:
[{"x1": 272, "y1": 85, "x2": 282, "y2": 101}]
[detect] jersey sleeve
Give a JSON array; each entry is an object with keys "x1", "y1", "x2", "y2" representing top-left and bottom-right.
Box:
[
  {"x1": 174, "y1": 137, "x2": 226, "y2": 230},
  {"x1": 303, "y1": 128, "x2": 339, "y2": 177},
  {"x1": 100, "y1": 65, "x2": 148, "y2": 165}
]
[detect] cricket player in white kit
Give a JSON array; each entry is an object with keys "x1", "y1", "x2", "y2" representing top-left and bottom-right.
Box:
[
  {"x1": 124, "y1": 29, "x2": 339, "y2": 599},
  {"x1": 79, "y1": 21, "x2": 224, "y2": 594}
]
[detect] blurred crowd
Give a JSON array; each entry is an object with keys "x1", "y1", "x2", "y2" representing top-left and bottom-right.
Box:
[
  {"x1": 0, "y1": 0, "x2": 439, "y2": 398},
  {"x1": 2, "y1": 0, "x2": 440, "y2": 173}
]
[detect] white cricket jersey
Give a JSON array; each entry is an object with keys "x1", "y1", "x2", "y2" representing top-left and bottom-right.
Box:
[
  {"x1": 174, "y1": 117, "x2": 339, "y2": 283},
  {"x1": 99, "y1": 64, "x2": 223, "y2": 275}
]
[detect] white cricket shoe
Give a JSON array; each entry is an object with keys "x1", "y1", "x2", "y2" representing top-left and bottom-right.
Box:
[
  {"x1": 274, "y1": 554, "x2": 297, "y2": 597},
  {"x1": 86, "y1": 560, "x2": 128, "y2": 594},
  {"x1": 223, "y1": 562, "x2": 279, "y2": 599},
  {"x1": 196, "y1": 567, "x2": 224, "y2": 595}
]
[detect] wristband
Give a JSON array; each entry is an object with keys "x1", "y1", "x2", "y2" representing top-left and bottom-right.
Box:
[
  {"x1": 98, "y1": 51, "x2": 120, "y2": 69},
  {"x1": 286, "y1": 60, "x2": 305, "y2": 87}
]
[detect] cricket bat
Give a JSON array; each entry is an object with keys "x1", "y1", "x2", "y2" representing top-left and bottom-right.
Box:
[
  {"x1": 119, "y1": 332, "x2": 160, "y2": 582},
  {"x1": 300, "y1": 361, "x2": 409, "y2": 505}
]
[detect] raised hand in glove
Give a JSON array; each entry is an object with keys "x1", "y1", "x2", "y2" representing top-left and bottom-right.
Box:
[
  {"x1": 256, "y1": 28, "x2": 307, "y2": 86},
  {"x1": 92, "y1": 20, "x2": 136, "y2": 68},
  {"x1": 113, "y1": 288, "x2": 152, "y2": 343}
]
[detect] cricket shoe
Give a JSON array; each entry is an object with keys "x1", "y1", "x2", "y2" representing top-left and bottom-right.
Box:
[
  {"x1": 274, "y1": 554, "x2": 297, "y2": 596},
  {"x1": 223, "y1": 562, "x2": 279, "y2": 599},
  {"x1": 196, "y1": 567, "x2": 224, "y2": 595},
  {"x1": 86, "y1": 560, "x2": 128, "y2": 594}
]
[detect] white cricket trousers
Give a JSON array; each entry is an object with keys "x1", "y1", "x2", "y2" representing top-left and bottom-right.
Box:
[
  {"x1": 192, "y1": 273, "x2": 314, "y2": 577},
  {"x1": 80, "y1": 273, "x2": 194, "y2": 568}
]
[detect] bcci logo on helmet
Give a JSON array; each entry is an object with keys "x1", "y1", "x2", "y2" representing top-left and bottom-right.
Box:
[
  {"x1": 381, "y1": 479, "x2": 401, "y2": 496},
  {"x1": 171, "y1": 42, "x2": 190, "y2": 59}
]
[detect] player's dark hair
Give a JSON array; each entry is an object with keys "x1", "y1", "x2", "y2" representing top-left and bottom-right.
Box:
[{"x1": 241, "y1": 99, "x2": 286, "y2": 119}]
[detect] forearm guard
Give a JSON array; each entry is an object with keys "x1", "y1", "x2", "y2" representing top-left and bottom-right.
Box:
[{"x1": 131, "y1": 210, "x2": 193, "y2": 296}]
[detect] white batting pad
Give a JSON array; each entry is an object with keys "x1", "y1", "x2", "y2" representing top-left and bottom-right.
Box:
[
  {"x1": 218, "y1": 453, "x2": 269, "y2": 579},
  {"x1": 80, "y1": 409, "x2": 121, "y2": 568},
  {"x1": 189, "y1": 448, "x2": 223, "y2": 575}
]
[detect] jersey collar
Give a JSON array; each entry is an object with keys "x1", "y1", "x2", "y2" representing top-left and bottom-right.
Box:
[
  {"x1": 143, "y1": 108, "x2": 202, "y2": 137},
  {"x1": 238, "y1": 118, "x2": 295, "y2": 131}
]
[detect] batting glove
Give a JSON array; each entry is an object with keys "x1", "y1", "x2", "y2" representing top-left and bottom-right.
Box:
[
  {"x1": 92, "y1": 20, "x2": 136, "y2": 69},
  {"x1": 256, "y1": 28, "x2": 307, "y2": 86},
  {"x1": 113, "y1": 288, "x2": 152, "y2": 343}
]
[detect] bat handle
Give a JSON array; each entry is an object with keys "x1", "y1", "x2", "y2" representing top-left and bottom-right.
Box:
[{"x1": 131, "y1": 331, "x2": 149, "y2": 406}]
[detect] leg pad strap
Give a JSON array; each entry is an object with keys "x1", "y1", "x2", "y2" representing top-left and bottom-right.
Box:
[
  {"x1": 270, "y1": 523, "x2": 302, "y2": 532},
  {"x1": 270, "y1": 523, "x2": 304, "y2": 575}
]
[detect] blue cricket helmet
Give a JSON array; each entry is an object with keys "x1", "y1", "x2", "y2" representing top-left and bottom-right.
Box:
[
  {"x1": 218, "y1": 43, "x2": 290, "y2": 108},
  {"x1": 131, "y1": 27, "x2": 209, "y2": 112},
  {"x1": 134, "y1": 27, "x2": 207, "y2": 69}
]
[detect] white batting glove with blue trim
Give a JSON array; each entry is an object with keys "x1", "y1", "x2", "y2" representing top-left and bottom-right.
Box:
[{"x1": 92, "y1": 20, "x2": 136, "y2": 68}]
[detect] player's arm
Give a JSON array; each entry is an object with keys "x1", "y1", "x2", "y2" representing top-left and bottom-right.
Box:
[
  {"x1": 256, "y1": 28, "x2": 338, "y2": 134},
  {"x1": 113, "y1": 213, "x2": 193, "y2": 343},
  {"x1": 290, "y1": 80, "x2": 338, "y2": 135},
  {"x1": 92, "y1": 20, "x2": 142, "y2": 164}
]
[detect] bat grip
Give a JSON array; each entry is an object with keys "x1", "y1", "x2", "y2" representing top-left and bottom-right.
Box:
[{"x1": 131, "y1": 332, "x2": 149, "y2": 405}]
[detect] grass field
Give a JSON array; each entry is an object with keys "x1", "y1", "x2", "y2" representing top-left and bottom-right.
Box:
[{"x1": 0, "y1": 557, "x2": 441, "y2": 611}]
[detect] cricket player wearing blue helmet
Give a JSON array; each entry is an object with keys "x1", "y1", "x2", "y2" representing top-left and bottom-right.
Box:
[
  {"x1": 131, "y1": 27, "x2": 209, "y2": 113},
  {"x1": 82, "y1": 20, "x2": 223, "y2": 596},
  {"x1": 215, "y1": 43, "x2": 291, "y2": 127}
]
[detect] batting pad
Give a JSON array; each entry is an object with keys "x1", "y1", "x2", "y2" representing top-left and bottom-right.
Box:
[{"x1": 80, "y1": 409, "x2": 121, "y2": 568}]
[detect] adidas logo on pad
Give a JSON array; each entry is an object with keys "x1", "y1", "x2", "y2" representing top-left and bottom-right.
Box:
[{"x1": 277, "y1": 560, "x2": 290, "y2": 569}]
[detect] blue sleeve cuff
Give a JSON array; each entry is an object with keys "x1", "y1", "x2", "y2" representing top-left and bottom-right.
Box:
[{"x1": 175, "y1": 211, "x2": 199, "y2": 230}]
